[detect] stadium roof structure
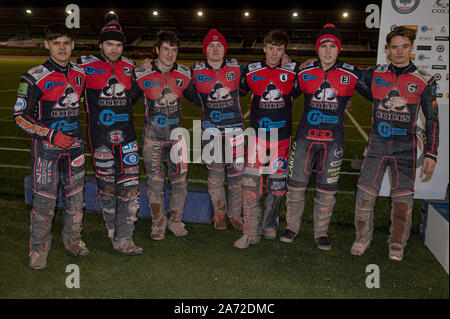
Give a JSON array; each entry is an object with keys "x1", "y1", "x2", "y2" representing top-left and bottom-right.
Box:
[{"x1": 0, "y1": 6, "x2": 380, "y2": 56}]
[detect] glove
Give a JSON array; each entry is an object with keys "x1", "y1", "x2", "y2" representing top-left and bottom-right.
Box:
[{"x1": 53, "y1": 131, "x2": 75, "y2": 149}]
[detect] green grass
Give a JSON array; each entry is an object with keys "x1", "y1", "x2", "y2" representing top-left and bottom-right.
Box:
[
  {"x1": 0, "y1": 195, "x2": 448, "y2": 299},
  {"x1": 0, "y1": 56, "x2": 448, "y2": 299}
]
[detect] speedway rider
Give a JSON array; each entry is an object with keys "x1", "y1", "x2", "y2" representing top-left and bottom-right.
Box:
[{"x1": 77, "y1": 14, "x2": 143, "y2": 255}]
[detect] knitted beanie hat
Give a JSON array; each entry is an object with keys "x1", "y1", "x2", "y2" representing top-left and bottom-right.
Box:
[
  {"x1": 203, "y1": 29, "x2": 227, "y2": 57},
  {"x1": 99, "y1": 13, "x2": 125, "y2": 44},
  {"x1": 315, "y1": 23, "x2": 342, "y2": 53}
]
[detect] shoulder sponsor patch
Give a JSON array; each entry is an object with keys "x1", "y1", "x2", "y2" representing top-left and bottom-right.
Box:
[
  {"x1": 121, "y1": 56, "x2": 136, "y2": 67},
  {"x1": 280, "y1": 62, "x2": 297, "y2": 72},
  {"x1": 342, "y1": 63, "x2": 355, "y2": 71},
  {"x1": 248, "y1": 62, "x2": 262, "y2": 72}
]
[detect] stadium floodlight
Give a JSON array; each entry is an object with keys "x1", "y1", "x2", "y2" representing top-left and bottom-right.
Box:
[
  {"x1": 153, "y1": 10, "x2": 158, "y2": 16},
  {"x1": 342, "y1": 12, "x2": 349, "y2": 18},
  {"x1": 292, "y1": 12, "x2": 298, "y2": 17},
  {"x1": 197, "y1": 11, "x2": 203, "y2": 17},
  {"x1": 26, "y1": 9, "x2": 32, "y2": 14},
  {"x1": 244, "y1": 11, "x2": 250, "y2": 17}
]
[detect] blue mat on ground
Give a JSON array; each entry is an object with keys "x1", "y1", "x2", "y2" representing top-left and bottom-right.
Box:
[{"x1": 24, "y1": 175, "x2": 213, "y2": 223}]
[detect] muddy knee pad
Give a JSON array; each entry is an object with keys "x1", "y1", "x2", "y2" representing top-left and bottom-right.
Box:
[
  {"x1": 61, "y1": 181, "x2": 85, "y2": 242},
  {"x1": 267, "y1": 173, "x2": 287, "y2": 197},
  {"x1": 98, "y1": 183, "x2": 117, "y2": 238},
  {"x1": 389, "y1": 194, "x2": 414, "y2": 247},
  {"x1": 242, "y1": 171, "x2": 262, "y2": 235},
  {"x1": 263, "y1": 194, "x2": 284, "y2": 230},
  {"x1": 115, "y1": 185, "x2": 140, "y2": 240},
  {"x1": 30, "y1": 196, "x2": 56, "y2": 252},
  {"x1": 226, "y1": 173, "x2": 243, "y2": 218},
  {"x1": 262, "y1": 173, "x2": 287, "y2": 230},
  {"x1": 147, "y1": 176, "x2": 166, "y2": 226},
  {"x1": 168, "y1": 177, "x2": 187, "y2": 224},
  {"x1": 354, "y1": 188, "x2": 377, "y2": 241},
  {"x1": 285, "y1": 185, "x2": 306, "y2": 233},
  {"x1": 313, "y1": 190, "x2": 337, "y2": 238},
  {"x1": 207, "y1": 165, "x2": 227, "y2": 215}
]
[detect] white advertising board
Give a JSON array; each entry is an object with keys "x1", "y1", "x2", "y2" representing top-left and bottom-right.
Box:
[{"x1": 376, "y1": 0, "x2": 449, "y2": 199}]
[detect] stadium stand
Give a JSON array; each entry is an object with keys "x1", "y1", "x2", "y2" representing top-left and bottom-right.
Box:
[{"x1": 0, "y1": 6, "x2": 379, "y2": 56}]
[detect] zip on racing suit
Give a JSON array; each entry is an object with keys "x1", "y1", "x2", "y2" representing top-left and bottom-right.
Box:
[
  {"x1": 239, "y1": 59, "x2": 301, "y2": 239},
  {"x1": 14, "y1": 58, "x2": 88, "y2": 258},
  {"x1": 353, "y1": 62, "x2": 439, "y2": 251},
  {"x1": 284, "y1": 60, "x2": 372, "y2": 241},
  {"x1": 133, "y1": 61, "x2": 200, "y2": 238},
  {"x1": 191, "y1": 59, "x2": 245, "y2": 230},
  {"x1": 77, "y1": 54, "x2": 142, "y2": 250}
]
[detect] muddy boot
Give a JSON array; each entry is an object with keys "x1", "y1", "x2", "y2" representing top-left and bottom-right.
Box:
[
  {"x1": 113, "y1": 238, "x2": 143, "y2": 255},
  {"x1": 233, "y1": 234, "x2": 261, "y2": 249},
  {"x1": 263, "y1": 228, "x2": 277, "y2": 240},
  {"x1": 63, "y1": 239, "x2": 89, "y2": 257},
  {"x1": 168, "y1": 221, "x2": 188, "y2": 237},
  {"x1": 150, "y1": 202, "x2": 167, "y2": 240},
  {"x1": 151, "y1": 222, "x2": 166, "y2": 241},
  {"x1": 29, "y1": 250, "x2": 49, "y2": 270},
  {"x1": 228, "y1": 216, "x2": 243, "y2": 231},
  {"x1": 213, "y1": 212, "x2": 227, "y2": 230},
  {"x1": 280, "y1": 229, "x2": 297, "y2": 243},
  {"x1": 389, "y1": 243, "x2": 404, "y2": 261},
  {"x1": 351, "y1": 238, "x2": 371, "y2": 256},
  {"x1": 316, "y1": 236, "x2": 332, "y2": 251}
]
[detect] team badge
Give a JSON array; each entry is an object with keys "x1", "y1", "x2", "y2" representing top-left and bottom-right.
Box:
[{"x1": 108, "y1": 130, "x2": 124, "y2": 143}]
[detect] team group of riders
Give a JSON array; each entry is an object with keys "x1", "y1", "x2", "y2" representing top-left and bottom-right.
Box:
[{"x1": 13, "y1": 14, "x2": 439, "y2": 270}]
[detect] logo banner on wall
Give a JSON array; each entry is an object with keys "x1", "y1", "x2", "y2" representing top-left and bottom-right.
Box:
[{"x1": 376, "y1": 0, "x2": 449, "y2": 199}]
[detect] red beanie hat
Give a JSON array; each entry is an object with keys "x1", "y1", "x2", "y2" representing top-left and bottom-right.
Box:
[
  {"x1": 315, "y1": 23, "x2": 342, "y2": 54},
  {"x1": 203, "y1": 29, "x2": 227, "y2": 57}
]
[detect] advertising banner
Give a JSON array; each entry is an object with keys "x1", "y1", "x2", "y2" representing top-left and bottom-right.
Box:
[{"x1": 376, "y1": 0, "x2": 449, "y2": 199}]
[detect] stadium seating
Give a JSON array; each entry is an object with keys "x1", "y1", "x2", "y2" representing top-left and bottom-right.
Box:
[{"x1": 0, "y1": 6, "x2": 378, "y2": 56}]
